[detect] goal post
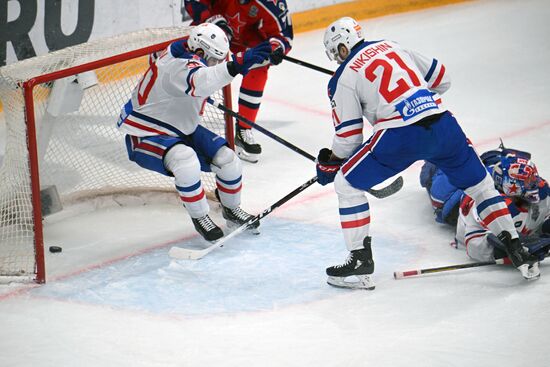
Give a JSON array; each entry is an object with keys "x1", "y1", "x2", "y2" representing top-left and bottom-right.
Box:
[{"x1": 0, "y1": 26, "x2": 234, "y2": 283}]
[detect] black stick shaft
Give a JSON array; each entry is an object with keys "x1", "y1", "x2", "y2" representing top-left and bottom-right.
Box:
[
  {"x1": 207, "y1": 98, "x2": 402, "y2": 199},
  {"x1": 251, "y1": 176, "x2": 318, "y2": 224},
  {"x1": 208, "y1": 98, "x2": 315, "y2": 160},
  {"x1": 217, "y1": 175, "x2": 319, "y2": 244},
  {"x1": 283, "y1": 55, "x2": 334, "y2": 76}
]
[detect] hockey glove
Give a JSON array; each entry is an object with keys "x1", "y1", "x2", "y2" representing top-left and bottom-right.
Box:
[
  {"x1": 316, "y1": 148, "x2": 344, "y2": 186},
  {"x1": 230, "y1": 42, "x2": 271, "y2": 76},
  {"x1": 520, "y1": 234, "x2": 550, "y2": 261},
  {"x1": 206, "y1": 15, "x2": 234, "y2": 41},
  {"x1": 495, "y1": 231, "x2": 540, "y2": 279},
  {"x1": 487, "y1": 233, "x2": 549, "y2": 261},
  {"x1": 268, "y1": 38, "x2": 285, "y2": 65}
]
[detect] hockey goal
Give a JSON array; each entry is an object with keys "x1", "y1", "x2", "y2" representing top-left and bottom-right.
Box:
[{"x1": 0, "y1": 26, "x2": 233, "y2": 283}]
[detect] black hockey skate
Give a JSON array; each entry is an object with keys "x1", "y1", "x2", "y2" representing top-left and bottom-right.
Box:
[
  {"x1": 235, "y1": 126, "x2": 261, "y2": 163},
  {"x1": 326, "y1": 237, "x2": 375, "y2": 290},
  {"x1": 498, "y1": 231, "x2": 540, "y2": 280},
  {"x1": 192, "y1": 215, "x2": 224, "y2": 242},
  {"x1": 222, "y1": 205, "x2": 260, "y2": 234}
]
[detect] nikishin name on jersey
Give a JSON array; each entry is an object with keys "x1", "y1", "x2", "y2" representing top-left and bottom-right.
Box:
[{"x1": 349, "y1": 42, "x2": 393, "y2": 72}]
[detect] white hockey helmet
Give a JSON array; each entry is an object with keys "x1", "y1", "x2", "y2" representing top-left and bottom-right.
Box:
[
  {"x1": 323, "y1": 17, "x2": 364, "y2": 63},
  {"x1": 188, "y1": 23, "x2": 230, "y2": 65}
]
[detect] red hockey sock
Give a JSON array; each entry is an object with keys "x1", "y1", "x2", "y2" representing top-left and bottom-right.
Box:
[{"x1": 237, "y1": 67, "x2": 268, "y2": 128}]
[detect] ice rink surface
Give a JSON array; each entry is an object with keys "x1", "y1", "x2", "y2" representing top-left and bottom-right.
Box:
[{"x1": 1, "y1": 0, "x2": 550, "y2": 366}]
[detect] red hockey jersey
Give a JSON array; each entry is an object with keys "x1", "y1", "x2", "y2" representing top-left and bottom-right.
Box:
[{"x1": 184, "y1": 0, "x2": 293, "y2": 53}]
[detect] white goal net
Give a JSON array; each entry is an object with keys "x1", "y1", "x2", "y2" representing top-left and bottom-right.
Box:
[{"x1": 0, "y1": 26, "x2": 233, "y2": 283}]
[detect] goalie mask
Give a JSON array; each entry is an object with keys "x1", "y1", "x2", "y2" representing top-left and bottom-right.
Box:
[
  {"x1": 323, "y1": 17, "x2": 364, "y2": 63},
  {"x1": 492, "y1": 155, "x2": 540, "y2": 203},
  {"x1": 188, "y1": 23, "x2": 229, "y2": 66}
]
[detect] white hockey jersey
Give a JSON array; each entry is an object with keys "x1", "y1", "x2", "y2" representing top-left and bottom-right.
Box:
[
  {"x1": 328, "y1": 40, "x2": 451, "y2": 159},
  {"x1": 455, "y1": 180, "x2": 550, "y2": 261},
  {"x1": 117, "y1": 40, "x2": 233, "y2": 137}
]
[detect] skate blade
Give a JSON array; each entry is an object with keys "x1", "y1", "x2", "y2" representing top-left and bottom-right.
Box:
[
  {"x1": 226, "y1": 220, "x2": 260, "y2": 235},
  {"x1": 236, "y1": 146, "x2": 260, "y2": 163},
  {"x1": 327, "y1": 275, "x2": 375, "y2": 290},
  {"x1": 519, "y1": 263, "x2": 541, "y2": 281}
]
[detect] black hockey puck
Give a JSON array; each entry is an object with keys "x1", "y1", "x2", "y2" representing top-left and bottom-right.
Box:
[{"x1": 49, "y1": 246, "x2": 62, "y2": 253}]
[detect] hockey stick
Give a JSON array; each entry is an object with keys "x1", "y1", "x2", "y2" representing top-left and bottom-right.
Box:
[
  {"x1": 208, "y1": 97, "x2": 314, "y2": 160},
  {"x1": 229, "y1": 42, "x2": 333, "y2": 75},
  {"x1": 282, "y1": 55, "x2": 334, "y2": 76},
  {"x1": 207, "y1": 98, "x2": 403, "y2": 199},
  {"x1": 393, "y1": 258, "x2": 512, "y2": 279},
  {"x1": 169, "y1": 176, "x2": 318, "y2": 260}
]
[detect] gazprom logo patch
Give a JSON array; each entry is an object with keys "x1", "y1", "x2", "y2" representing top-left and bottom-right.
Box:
[{"x1": 395, "y1": 89, "x2": 438, "y2": 121}]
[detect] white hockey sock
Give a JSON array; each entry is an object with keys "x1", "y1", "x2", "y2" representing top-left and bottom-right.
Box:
[
  {"x1": 211, "y1": 146, "x2": 242, "y2": 209},
  {"x1": 165, "y1": 144, "x2": 209, "y2": 218},
  {"x1": 465, "y1": 173, "x2": 517, "y2": 238},
  {"x1": 335, "y1": 172, "x2": 371, "y2": 251}
]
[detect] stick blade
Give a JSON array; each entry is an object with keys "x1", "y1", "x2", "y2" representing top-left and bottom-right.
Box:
[
  {"x1": 169, "y1": 246, "x2": 208, "y2": 260},
  {"x1": 368, "y1": 176, "x2": 404, "y2": 199}
]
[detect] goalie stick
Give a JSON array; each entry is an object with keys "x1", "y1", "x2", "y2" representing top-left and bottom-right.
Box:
[
  {"x1": 169, "y1": 176, "x2": 318, "y2": 260},
  {"x1": 393, "y1": 258, "x2": 512, "y2": 279},
  {"x1": 207, "y1": 98, "x2": 403, "y2": 199}
]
